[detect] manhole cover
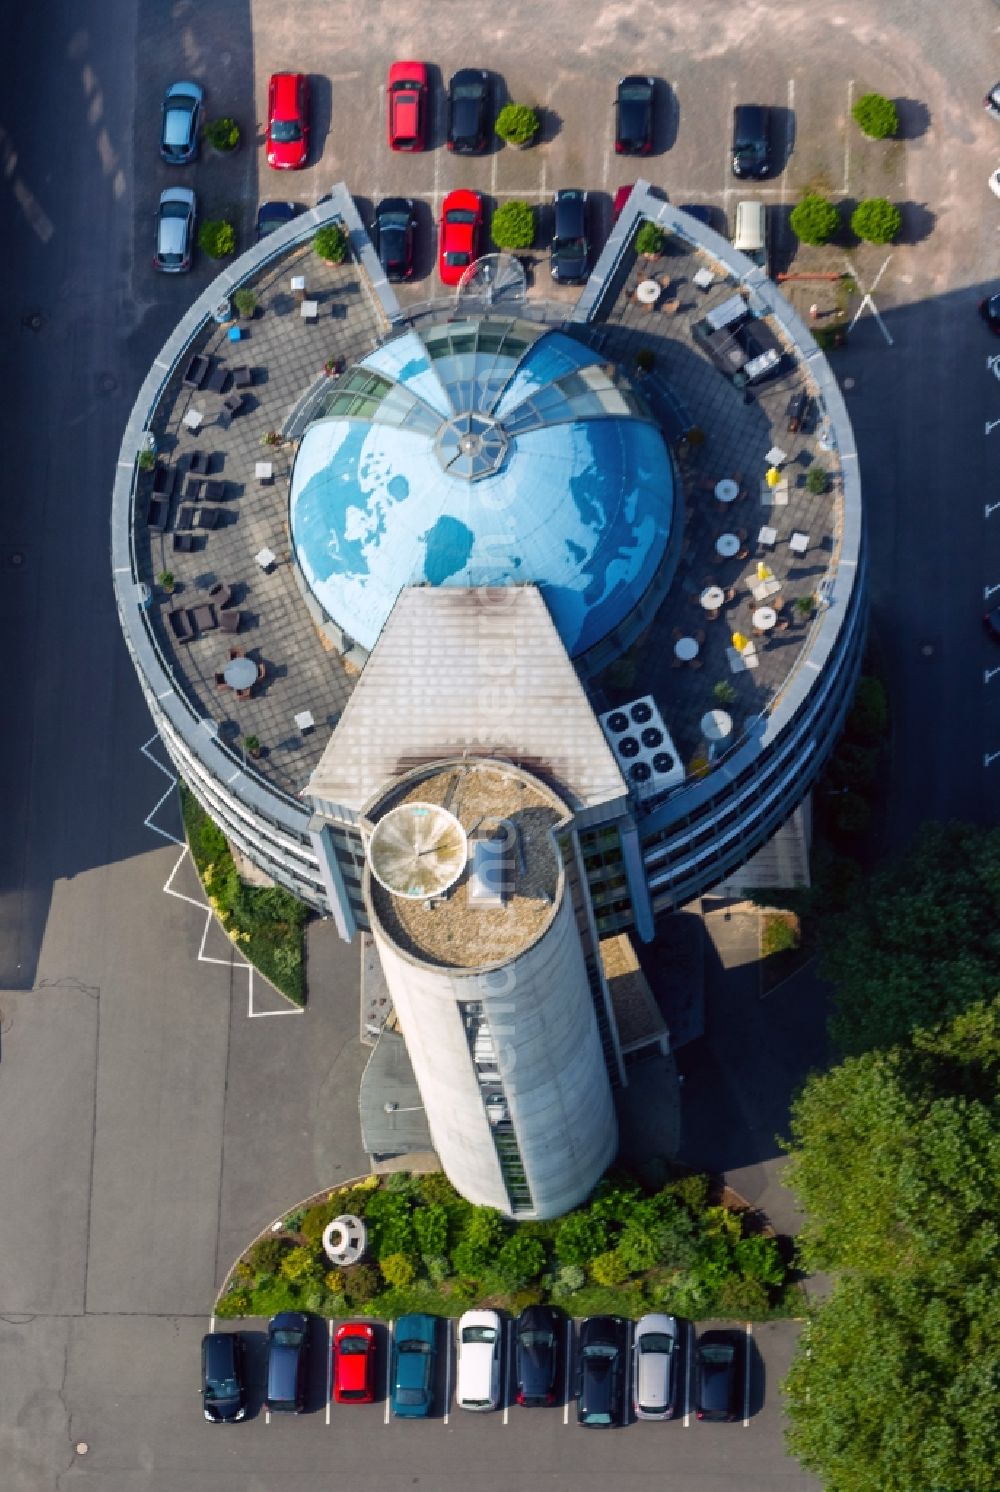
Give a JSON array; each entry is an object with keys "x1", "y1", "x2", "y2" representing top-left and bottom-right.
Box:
[
  {"x1": 97, "y1": 371, "x2": 117, "y2": 395},
  {"x1": 21, "y1": 311, "x2": 44, "y2": 332},
  {"x1": 3, "y1": 549, "x2": 25, "y2": 570}
]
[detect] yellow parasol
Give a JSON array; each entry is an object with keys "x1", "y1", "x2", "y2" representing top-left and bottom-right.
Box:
[
  {"x1": 765, "y1": 466, "x2": 782, "y2": 488},
  {"x1": 756, "y1": 561, "x2": 772, "y2": 581},
  {"x1": 731, "y1": 632, "x2": 749, "y2": 652}
]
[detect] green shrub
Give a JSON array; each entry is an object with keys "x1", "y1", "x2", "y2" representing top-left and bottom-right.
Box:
[
  {"x1": 713, "y1": 680, "x2": 737, "y2": 706},
  {"x1": 805, "y1": 465, "x2": 828, "y2": 495},
  {"x1": 833, "y1": 792, "x2": 872, "y2": 836},
  {"x1": 666, "y1": 1173, "x2": 709, "y2": 1212},
  {"x1": 495, "y1": 103, "x2": 540, "y2": 145},
  {"x1": 794, "y1": 595, "x2": 817, "y2": 620},
  {"x1": 385, "y1": 1172, "x2": 419, "y2": 1196},
  {"x1": 246, "y1": 1235, "x2": 292, "y2": 1276},
  {"x1": 198, "y1": 219, "x2": 236, "y2": 259},
  {"x1": 635, "y1": 221, "x2": 666, "y2": 258},
  {"x1": 589, "y1": 1249, "x2": 630, "y2": 1287},
  {"x1": 851, "y1": 92, "x2": 898, "y2": 140},
  {"x1": 555, "y1": 1210, "x2": 608, "y2": 1266},
  {"x1": 137, "y1": 446, "x2": 156, "y2": 471},
  {"x1": 424, "y1": 1253, "x2": 450, "y2": 1285},
  {"x1": 491, "y1": 199, "x2": 535, "y2": 251},
  {"x1": 762, "y1": 916, "x2": 798, "y2": 957},
  {"x1": 555, "y1": 1263, "x2": 586, "y2": 1293},
  {"x1": 313, "y1": 223, "x2": 348, "y2": 263},
  {"x1": 380, "y1": 1252, "x2": 417, "y2": 1289},
  {"x1": 847, "y1": 677, "x2": 888, "y2": 743},
  {"x1": 205, "y1": 116, "x2": 240, "y2": 151},
  {"x1": 365, "y1": 1191, "x2": 416, "y2": 1258},
  {"x1": 452, "y1": 1208, "x2": 506, "y2": 1278},
  {"x1": 232, "y1": 288, "x2": 257, "y2": 318},
  {"x1": 413, "y1": 1203, "x2": 449, "y2": 1258},
  {"x1": 280, "y1": 1246, "x2": 325, "y2": 1285},
  {"x1": 417, "y1": 1172, "x2": 461, "y2": 1206},
  {"x1": 341, "y1": 1262, "x2": 382, "y2": 1304},
  {"x1": 789, "y1": 194, "x2": 840, "y2": 247},
  {"x1": 734, "y1": 1234, "x2": 787, "y2": 1288},
  {"x1": 496, "y1": 1232, "x2": 547, "y2": 1288},
  {"x1": 825, "y1": 743, "x2": 880, "y2": 794},
  {"x1": 715, "y1": 1274, "x2": 771, "y2": 1318},
  {"x1": 216, "y1": 1286, "x2": 252, "y2": 1317},
  {"x1": 851, "y1": 197, "x2": 901, "y2": 245}
]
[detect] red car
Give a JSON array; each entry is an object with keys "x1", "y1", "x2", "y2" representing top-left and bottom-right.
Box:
[
  {"x1": 266, "y1": 72, "x2": 310, "y2": 170},
  {"x1": 387, "y1": 61, "x2": 428, "y2": 151},
  {"x1": 438, "y1": 189, "x2": 483, "y2": 286},
  {"x1": 333, "y1": 1322, "x2": 376, "y2": 1404},
  {"x1": 612, "y1": 185, "x2": 635, "y2": 223}
]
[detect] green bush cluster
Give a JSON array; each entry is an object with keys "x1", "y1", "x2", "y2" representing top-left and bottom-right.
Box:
[
  {"x1": 205, "y1": 117, "x2": 240, "y2": 151},
  {"x1": 789, "y1": 194, "x2": 840, "y2": 247},
  {"x1": 805, "y1": 465, "x2": 828, "y2": 496},
  {"x1": 217, "y1": 1167, "x2": 790, "y2": 1322},
  {"x1": 635, "y1": 221, "x2": 666, "y2": 258},
  {"x1": 313, "y1": 223, "x2": 348, "y2": 263},
  {"x1": 851, "y1": 197, "x2": 901, "y2": 245},
  {"x1": 490, "y1": 199, "x2": 535, "y2": 251},
  {"x1": 198, "y1": 220, "x2": 236, "y2": 259},
  {"x1": 180, "y1": 786, "x2": 309, "y2": 1003},
  {"x1": 851, "y1": 92, "x2": 898, "y2": 140}
]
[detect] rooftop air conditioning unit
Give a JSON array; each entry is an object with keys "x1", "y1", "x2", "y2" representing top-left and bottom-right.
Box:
[{"x1": 599, "y1": 695, "x2": 685, "y2": 800}]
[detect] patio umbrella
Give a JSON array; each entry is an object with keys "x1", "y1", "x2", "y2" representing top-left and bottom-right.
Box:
[
  {"x1": 757, "y1": 561, "x2": 772, "y2": 581},
  {"x1": 731, "y1": 632, "x2": 749, "y2": 652},
  {"x1": 765, "y1": 466, "x2": 782, "y2": 488}
]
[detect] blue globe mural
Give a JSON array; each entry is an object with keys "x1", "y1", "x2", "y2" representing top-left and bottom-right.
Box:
[{"x1": 289, "y1": 318, "x2": 675, "y2": 657}]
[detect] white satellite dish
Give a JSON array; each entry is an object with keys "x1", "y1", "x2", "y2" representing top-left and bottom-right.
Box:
[{"x1": 368, "y1": 801, "x2": 468, "y2": 900}]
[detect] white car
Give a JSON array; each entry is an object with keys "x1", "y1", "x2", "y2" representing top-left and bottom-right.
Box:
[
  {"x1": 455, "y1": 1309, "x2": 502, "y2": 1411},
  {"x1": 154, "y1": 187, "x2": 196, "y2": 273},
  {"x1": 632, "y1": 1312, "x2": 680, "y2": 1420}
]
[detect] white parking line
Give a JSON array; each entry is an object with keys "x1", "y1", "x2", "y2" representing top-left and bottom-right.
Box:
[
  {"x1": 563, "y1": 1317, "x2": 573, "y2": 1425},
  {"x1": 491, "y1": 145, "x2": 498, "y2": 206},
  {"x1": 624, "y1": 1318, "x2": 634, "y2": 1422},
  {"x1": 683, "y1": 1321, "x2": 693, "y2": 1426},
  {"x1": 384, "y1": 1323, "x2": 393, "y2": 1425},
  {"x1": 783, "y1": 79, "x2": 794, "y2": 205},
  {"x1": 503, "y1": 1317, "x2": 513, "y2": 1423},
  {"x1": 326, "y1": 1320, "x2": 333, "y2": 1425},
  {"x1": 844, "y1": 80, "x2": 854, "y2": 193},
  {"x1": 209, "y1": 1314, "x2": 215, "y2": 1333},
  {"x1": 443, "y1": 1320, "x2": 452, "y2": 1425},
  {"x1": 743, "y1": 1322, "x2": 752, "y2": 1427}
]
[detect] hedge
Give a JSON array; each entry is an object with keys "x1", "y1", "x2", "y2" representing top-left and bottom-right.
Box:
[
  {"x1": 851, "y1": 92, "x2": 898, "y2": 140},
  {"x1": 197, "y1": 220, "x2": 235, "y2": 259},
  {"x1": 851, "y1": 197, "x2": 901, "y2": 245},
  {"x1": 491, "y1": 200, "x2": 535, "y2": 251},
  {"x1": 313, "y1": 223, "x2": 347, "y2": 263},
  {"x1": 789, "y1": 194, "x2": 840, "y2": 247},
  {"x1": 495, "y1": 103, "x2": 540, "y2": 145}
]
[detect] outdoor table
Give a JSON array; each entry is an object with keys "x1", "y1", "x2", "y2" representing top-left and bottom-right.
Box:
[
  {"x1": 757, "y1": 525, "x2": 777, "y2": 548},
  {"x1": 636, "y1": 279, "x2": 660, "y2": 307},
  {"x1": 701, "y1": 709, "x2": 733, "y2": 742},
  {"x1": 762, "y1": 477, "x2": 788, "y2": 505},
  {"x1": 715, "y1": 532, "x2": 740, "y2": 558},
  {"x1": 693, "y1": 267, "x2": 715, "y2": 290},
  {"x1": 255, "y1": 461, "x2": 273, "y2": 483},
  {"x1": 290, "y1": 275, "x2": 306, "y2": 294},
  {"x1": 727, "y1": 644, "x2": 758, "y2": 673},
  {"x1": 789, "y1": 531, "x2": 810, "y2": 554},
  {"x1": 765, "y1": 444, "x2": 787, "y2": 467},
  {"x1": 255, "y1": 546, "x2": 277, "y2": 571},
  {"x1": 301, "y1": 300, "x2": 319, "y2": 321},
  {"x1": 753, "y1": 606, "x2": 777, "y2": 632},
  {"x1": 700, "y1": 585, "x2": 725, "y2": 612},
  {"x1": 223, "y1": 656, "x2": 258, "y2": 691},
  {"x1": 294, "y1": 709, "x2": 315, "y2": 732},
  {"x1": 714, "y1": 479, "x2": 738, "y2": 503},
  {"x1": 673, "y1": 636, "x2": 699, "y2": 661},
  {"x1": 182, "y1": 409, "x2": 204, "y2": 432}
]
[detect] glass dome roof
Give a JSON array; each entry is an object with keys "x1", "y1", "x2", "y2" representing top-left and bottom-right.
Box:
[{"x1": 288, "y1": 319, "x2": 675, "y2": 657}]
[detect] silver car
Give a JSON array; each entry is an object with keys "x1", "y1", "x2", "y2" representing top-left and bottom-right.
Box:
[
  {"x1": 160, "y1": 80, "x2": 204, "y2": 164},
  {"x1": 632, "y1": 1313, "x2": 680, "y2": 1420},
  {"x1": 154, "y1": 187, "x2": 196, "y2": 273}
]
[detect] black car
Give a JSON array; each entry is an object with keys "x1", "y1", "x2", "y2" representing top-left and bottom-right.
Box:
[
  {"x1": 576, "y1": 1315, "x2": 624, "y2": 1427},
  {"x1": 372, "y1": 197, "x2": 417, "y2": 282},
  {"x1": 985, "y1": 606, "x2": 1000, "y2": 641},
  {"x1": 550, "y1": 190, "x2": 589, "y2": 284},
  {"x1": 266, "y1": 1311, "x2": 309, "y2": 1413},
  {"x1": 515, "y1": 1305, "x2": 561, "y2": 1407},
  {"x1": 256, "y1": 200, "x2": 304, "y2": 241},
  {"x1": 447, "y1": 69, "x2": 490, "y2": 153},
  {"x1": 695, "y1": 1329, "x2": 743, "y2": 1422},
  {"x1": 201, "y1": 1332, "x2": 246, "y2": 1423},
  {"x1": 614, "y1": 75, "x2": 655, "y2": 155},
  {"x1": 732, "y1": 105, "x2": 771, "y2": 178},
  {"x1": 979, "y1": 291, "x2": 1000, "y2": 334}
]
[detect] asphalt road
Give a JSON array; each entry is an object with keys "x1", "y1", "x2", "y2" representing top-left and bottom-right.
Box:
[{"x1": 1, "y1": 0, "x2": 998, "y2": 1487}]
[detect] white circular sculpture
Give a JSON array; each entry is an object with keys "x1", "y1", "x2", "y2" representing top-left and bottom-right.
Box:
[{"x1": 322, "y1": 1214, "x2": 367, "y2": 1266}]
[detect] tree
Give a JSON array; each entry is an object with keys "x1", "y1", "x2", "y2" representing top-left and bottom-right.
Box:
[
  {"x1": 635, "y1": 221, "x2": 666, "y2": 257},
  {"x1": 198, "y1": 219, "x2": 235, "y2": 259},
  {"x1": 412, "y1": 1202, "x2": 448, "y2": 1258},
  {"x1": 490, "y1": 200, "x2": 535, "y2": 251},
  {"x1": 851, "y1": 198, "x2": 901, "y2": 245},
  {"x1": 818, "y1": 823, "x2": 1000, "y2": 1055},
  {"x1": 495, "y1": 1232, "x2": 546, "y2": 1287},
  {"x1": 851, "y1": 92, "x2": 898, "y2": 140},
  {"x1": 554, "y1": 1209, "x2": 608, "y2": 1266},
  {"x1": 205, "y1": 116, "x2": 240, "y2": 151},
  {"x1": 313, "y1": 223, "x2": 347, "y2": 263},
  {"x1": 789, "y1": 194, "x2": 840, "y2": 246},
  {"x1": 495, "y1": 103, "x2": 540, "y2": 145},
  {"x1": 451, "y1": 1207, "x2": 506, "y2": 1278}
]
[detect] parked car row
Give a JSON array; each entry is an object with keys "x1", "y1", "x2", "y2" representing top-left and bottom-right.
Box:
[{"x1": 201, "y1": 1310, "x2": 747, "y2": 1425}]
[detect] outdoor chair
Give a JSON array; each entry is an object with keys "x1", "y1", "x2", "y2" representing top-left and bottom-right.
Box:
[
  {"x1": 183, "y1": 478, "x2": 204, "y2": 502},
  {"x1": 151, "y1": 464, "x2": 174, "y2": 496},
  {"x1": 204, "y1": 480, "x2": 228, "y2": 501},
  {"x1": 188, "y1": 603, "x2": 218, "y2": 634},
  {"x1": 222, "y1": 393, "x2": 245, "y2": 418},
  {"x1": 167, "y1": 608, "x2": 195, "y2": 643},
  {"x1": 195, "y1": 507, "x2": 223, "y2": 530},
  {"x1": 232, "y1": 365, "x2": 253, "y2": 388},
  {"x1": 187, "y1": 450, "x2": 211, "y2": 475},
  {"x1": 176, "y1": 505, "x2": 195, "y2": 530},
  {"x1": 172, "y1": 532, "x2": 195, "y2": 553},
  {"x1": 214, "y1": 671, "x2": 230, "y2": 690},
  {"x1": 147, "y1": 498, "x2": 168, "y2": 531},
  {"x1": 205, "y1": 364, "x2": 230, "y2": 394},
  {"x1": 181, "y1": 353, "x2": 210, "y2": 389},
  {"x1": 220, "y1": 609, "x2": 242, "y2": 634},
  {"x1": 208, "y1": 582, "x2": 232, "y2": 609}
]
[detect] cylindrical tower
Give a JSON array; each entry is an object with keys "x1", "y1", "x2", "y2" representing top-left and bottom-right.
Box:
[{"x1": 363, "y1": 759, "x2": 617, "y2": 1219}]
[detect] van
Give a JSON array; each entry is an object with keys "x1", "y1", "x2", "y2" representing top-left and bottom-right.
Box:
[{"x1": 732, "y1": 200, "x2": 768, "y2": 271}]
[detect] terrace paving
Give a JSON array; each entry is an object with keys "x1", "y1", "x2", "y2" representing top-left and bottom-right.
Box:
[{"x1": 135, "y1": 223, "x2": 843, "y2": 803}]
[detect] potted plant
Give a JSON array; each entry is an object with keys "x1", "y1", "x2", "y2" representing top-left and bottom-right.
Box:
[
  {"x1": 313, "y1": 223, "x2": 347, "y2": 264},
  {"x1": 495, "y1": 103, "x2": 540, "y2": 148},
  {"x1": 490, "y1": 200, "x2": 535, "y2": 251},
  {"x1": 713, "y1": 680, "x2": 737, "y2": 706},
  {"x1": 198, "y1": 219, "x2": 236, "y2": 259},
  {"x1": 232, "y1": 288, "x2": 258, "y2": 319},
  {"x1": 242, "y1": 735, "x2": 261, "y2": 760},
  {"x1": 324, "y1": 356, "x2": 344, "y2": 377},
  {"x1": 805, "y1": 465, "x2": 829, "y2": 495},
  {"x1": 634, "y1": 347, "x2": 656, "y2": 375},
  {"x1": 137, "y1": 445, "x2": 157, "y2": 472},
  {"x1": 261, "y1": 431, "x2": 282, "y2": 447},
  {"x1": 205, "y1": 117, "x2": 241, "y2": 152},
  {"x1": 157, "y1": 570, "x2": 175, "y2": 595},
  {"x1": 635, "y1": 221, "x2": 666, "y2": 259},
  {"x1": 794, "y1": 595, "x2": 817, "y2": 622}
]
